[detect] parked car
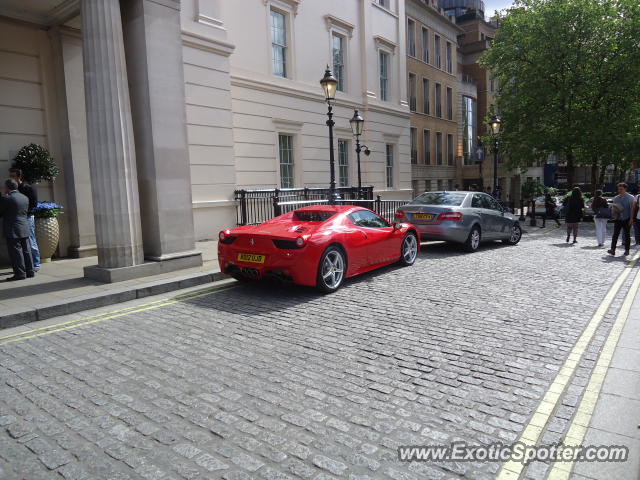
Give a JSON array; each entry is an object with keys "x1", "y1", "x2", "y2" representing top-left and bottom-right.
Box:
[
  {"x1": 394, "y1": 191, "x2": 522, "y2": 252},
  {"x1": 218, "y1": 205, "x2": 419, "y2": 293}
]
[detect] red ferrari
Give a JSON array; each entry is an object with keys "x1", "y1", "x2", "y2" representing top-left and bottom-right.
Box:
[{"x1": 218, "y1": 205, "x2": 419, "y2": 292}]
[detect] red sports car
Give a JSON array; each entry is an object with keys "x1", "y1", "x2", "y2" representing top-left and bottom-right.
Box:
[{"x1": 218, "y1": 205, "x2": 419, "y2": 292}]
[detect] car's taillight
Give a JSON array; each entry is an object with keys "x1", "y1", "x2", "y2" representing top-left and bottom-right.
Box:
[
  {"x1": 395, "y1": 209, "x2": 406, "y2": 219},
  {"x1": 437, "y1": 212, "x2": 463, "y2": 221},
  {"x1": 218, "y1": 230, "x2": 237, "y2": 244},
  {"x1": 273, "y1": 236, "x2": 308, "y2": 249}
]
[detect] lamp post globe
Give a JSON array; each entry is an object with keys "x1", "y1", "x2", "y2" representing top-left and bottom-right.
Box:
[
  {"x1": 349, "y1": 110, "x2": 364, "y2": 136},
  {"x1": 489, "y1": 115, "x2": 501, "y2": 200},
  {"x1": 350, "y1": 109, "x2": 366, "y2": 199},
  {"x1": 320, "y1": 66, "x2": 338, "y2": 103}
]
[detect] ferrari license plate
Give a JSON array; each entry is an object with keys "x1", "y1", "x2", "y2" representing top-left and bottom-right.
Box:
[
  {"x1": 412, "y1": 213, "x2": 434, "y2": 221},
  {"x1": 237, "y1": 253, "x2": 265, "y2": 264}
]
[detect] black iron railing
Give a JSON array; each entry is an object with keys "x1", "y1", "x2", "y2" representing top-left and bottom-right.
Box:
[
  {"x1": 235, "y1": 186, "x2": 374, "y2": 225},
  {"x1": 234, "y1": 187, "x2": 410, "y2": 225}
]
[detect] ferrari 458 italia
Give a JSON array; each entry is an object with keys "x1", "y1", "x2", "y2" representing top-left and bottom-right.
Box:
[{"x1": 218, "y1": 205, "x2": 419, "y2": 292}]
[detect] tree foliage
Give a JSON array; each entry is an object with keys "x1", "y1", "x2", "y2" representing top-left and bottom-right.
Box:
[
  {"x1": 12, "y1": 144, "x2": 60, "y2": 184},
  {"x1": 481, "y1": 0, "x2": 640, "y2": 184}
]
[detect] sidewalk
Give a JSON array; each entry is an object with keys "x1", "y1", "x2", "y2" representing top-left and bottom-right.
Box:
[
  {"x1": 0, "y1": 240, "x2": 224, "y2": 328},
  {"x1": 572, "y1": 282, "x2": 640, "y2": 480}
]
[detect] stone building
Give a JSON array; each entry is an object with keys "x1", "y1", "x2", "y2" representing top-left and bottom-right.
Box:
[
  {"x1": 406, "y1": 0, "x2": 462, "y2": 196},
  {"x1": 0, "y1": 0, "x2": 411, "y2": 279}
]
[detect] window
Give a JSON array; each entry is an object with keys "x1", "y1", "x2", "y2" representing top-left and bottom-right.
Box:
[
  {"x1": 437, "y1": 179, "x2": 444, "y2": 191},
  {"x1": 278, "y1": 134, "x2": 294, "y2": 188},
  {"x1": 462, "y1": 95, "x2": 477, "y2": 165},
  {"x1": 410, "y1": 128, "x2": 417, "y2": 164},
  {"x1": 338, "y1": 140, "x2": 349, "y2": 187},
  {"x1": 446, "y1": 41, "x2": 453, "y2": 73},
  {"x1": 423, "y1": 130, "x2": 431, "y2": 164},
  {"x1": 385, "y1": 144, "x2": 394, "y2": 188},
  {"x1": 349, "y1": 210, "x2": 391, "y2": 228},
  {"x1": 448, "y1": 179, "x2": 454, "y2": 191},
  {"x1": 447, "y1": 134, "x2": 454, "y2": 165},
  {"x1": 407, "y1": 19, "x2": 416, "y2": 57},
  {"x1": 436, "y1": 132, "x2": 442, "y2": 165},
  {"x1": 434, "y1": 35, "x2": 441, "y2": 69},
  {"x1": 446, "y1": 87, "x2": 453, "y2": 120},
  {"x1": 472, "y1": 193, "x2": 492, "y2": 208},
  {"x1": 271, "y1": 9, "x2": 287, "y2": 78},
  {"x1": 422, "y1": 78, "x2": 430, "y2": 114},
  {"x1": 408, "y1": 73, "x2": 416, "y2": 111},
  {"x1": 379, "y1": 51, "x2": 389, "y2": 101},
  {"x1": 421, "y1": 27, "x2": 429, "y2": 63},
  {"x1": 435, "y1": 83, "x2": 442, "y2": 118},
  {"x1": 378, "y1": 0, "x2": 389, "y2": 8},
  {"x1": 332, "y1": 34, "x2": 345, "y2": 92}
]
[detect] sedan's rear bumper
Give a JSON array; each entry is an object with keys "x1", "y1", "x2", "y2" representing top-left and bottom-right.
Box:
[{"x1": 411, "y1": 223, "x2": 470, "y2": 243}]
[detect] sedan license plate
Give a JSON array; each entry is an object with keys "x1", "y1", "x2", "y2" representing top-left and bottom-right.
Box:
[
  {"x1": 412, "y1": 213, "x2": 434, "y2": 221},
  {"x1": 237, "y1": 253, "x2": 265, "y2": 264}
]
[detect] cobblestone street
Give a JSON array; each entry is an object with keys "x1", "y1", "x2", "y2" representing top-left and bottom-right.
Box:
[{"x1": 0, "y1": 225, "x2": 637, "y2": 480}]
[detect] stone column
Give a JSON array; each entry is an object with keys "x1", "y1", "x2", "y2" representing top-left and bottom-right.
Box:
[
  {"x1": 121, "y1": 0, "x2": 201, "y2": 267},
  {"x1": 81, "y1": 0, "x2": 144, "y2": 270}
]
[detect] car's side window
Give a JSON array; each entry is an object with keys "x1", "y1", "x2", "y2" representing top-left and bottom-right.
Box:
[
  {"x1": 472, "y1": 194, "x2": 486, "y2": 208},
  {"x1": 486, "y1": 196, "x2": 502, "y2": 211},
  {"x1": 349, "y1": 210, "x2": 390, "y2": 228}
]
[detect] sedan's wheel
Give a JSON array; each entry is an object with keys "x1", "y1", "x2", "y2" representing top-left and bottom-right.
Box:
[
  {"x1": 464, "y1": 226, "x2": 481, "y2": 252},
  {"x1": 317, "y1": 246, "x2": 345, "y2": 293},
  {"x1": 399, "y1": 232, "x2": 418, "y2": 266},
  {"x1": 503, "y1": 224, "x2": 522, "y2": 245}
]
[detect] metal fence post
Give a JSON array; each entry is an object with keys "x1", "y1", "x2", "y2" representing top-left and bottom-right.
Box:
[
  {"x1": 273, "y1": 188, "x2": 281, "y2": 217},
  {"x1": 375, "y1": 195, "x2": 381, "y2": 215},
  {"x1": 239, "y1": 190, "x2": 247, "y2": 226}
]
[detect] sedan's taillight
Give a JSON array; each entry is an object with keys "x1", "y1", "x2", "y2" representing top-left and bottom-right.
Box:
[
  {"x1": 395, "y1": 209, "x2": 406, "y2": 219},
  {"x1": 437, "y1": 212, "x2": 463, "y2": 221}
]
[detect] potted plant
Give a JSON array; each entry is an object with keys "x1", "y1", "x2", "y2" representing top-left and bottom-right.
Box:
[
  {"x1": 12, "y1": 144, "x2": 61, "y2": 261},
  {"x1": 32, "y1": 202, "x2": 63, "y2": 262}
]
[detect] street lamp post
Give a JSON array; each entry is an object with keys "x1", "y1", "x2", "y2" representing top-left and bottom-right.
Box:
[
  {"x1": 489, "y1": 115, "x2": 501, "y2": 197},
  {"x1": 349, "y1": 109, "x2": 371, "y2": 199},
  {"x1": 320, "y1": 66, "x2": 338, "y2": 204}
]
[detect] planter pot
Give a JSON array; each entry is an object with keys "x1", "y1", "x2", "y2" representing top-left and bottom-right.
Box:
[{"x1": 35, "y1": 216, "x2": 60, "y2": 262}]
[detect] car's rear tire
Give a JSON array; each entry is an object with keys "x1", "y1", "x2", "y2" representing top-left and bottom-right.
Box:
[
  {"x1": 464, "y1": 226, "x2": 481, "y2": 252},
  {"x1": 399, "y1": 232, "x2": 418, "y2": 266},
  {"x1": 503, "y1": 224, "x2": 522, "y2": 245},
  {"x1": 316, "y1": 245, "x2": 346, "y2": 293}
]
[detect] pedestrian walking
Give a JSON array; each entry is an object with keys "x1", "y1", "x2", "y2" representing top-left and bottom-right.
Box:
[
  {"x1": 608, "y1": 182, "x2": 636, "y2": 257},
  {"x1": 591, "y1": 190, "x2": 610, "y2": 247},
  {"x1": 564, "y1": 187, "x2": 584, "y2": 244},
  {"x1": 540, "y1": 193, "x2": 561, "y2": 228},
  {"x1": 633, "y1": 191, "x2": 640, "y2": 245},
  {"x1": 0, "y1": 179, "x2": 35, "y2": 281},
  {"x1": 9, "y1": 168, "x2": 40, "y2": 271}
]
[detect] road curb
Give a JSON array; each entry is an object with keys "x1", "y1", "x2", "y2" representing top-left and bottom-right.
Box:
[{"x1": 0, "y1": 271, "x2": 228, "y2": 330}]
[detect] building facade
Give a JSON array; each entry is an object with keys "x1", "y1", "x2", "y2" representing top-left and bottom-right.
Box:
[
  {"x1": 0, "y1": 0, "x2": 411, "y2": 276},
  {"x1": 406, "y1": 0, "x2": 462, "y2": 196}
]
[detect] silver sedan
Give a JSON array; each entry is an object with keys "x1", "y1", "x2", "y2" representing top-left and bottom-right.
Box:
[{"x1": 394, "y1": 191, "x2": 522, "y2": 252}]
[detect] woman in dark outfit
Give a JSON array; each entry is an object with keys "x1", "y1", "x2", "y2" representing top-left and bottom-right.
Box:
[
  {"x1": 564, "y1": 187, "x2": 585, "y2": 243},
  {"x1": 541, "y1": 193, "x2": 561, "y2": 228}
]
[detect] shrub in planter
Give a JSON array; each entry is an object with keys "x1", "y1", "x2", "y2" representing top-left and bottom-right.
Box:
[{"x1": 12, "y1": 144, "x2": 59, "y2": 184}]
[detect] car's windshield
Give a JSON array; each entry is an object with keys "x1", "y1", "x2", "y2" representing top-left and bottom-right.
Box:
[{"x1": 410, "y1": 192, "x2": 467, "y2": 206}]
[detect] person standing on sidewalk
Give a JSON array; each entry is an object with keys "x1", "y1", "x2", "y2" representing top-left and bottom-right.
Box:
[
  {"x1": 9, "y1": 168, "x2": 39, "y2": 272},
  {"x1": 564, "y1": 187, "x2": 584, "y2": 244},
  {"x1": 0, "y1": 179, "x2": 34, "y2": 281},
  {"x1": 591, "y1": 190, "x2": 610, "y2": 247},
  {"x1": 540, "y1": 193, "x2": 561, "y2": 228},
  {"x1": 608, "y1": 182, "x2": 636, "y2": 257}
]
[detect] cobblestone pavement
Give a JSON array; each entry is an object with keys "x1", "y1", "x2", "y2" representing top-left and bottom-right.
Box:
[{"x1": 0, "y1": 224, "x2": 637, "y2": 480}]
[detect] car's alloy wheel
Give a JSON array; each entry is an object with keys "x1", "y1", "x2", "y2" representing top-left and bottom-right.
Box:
[
  {"x1": 504, "y1": 224, "x2": 522, "y2": 245},
  {"x1": 399, "y1": 232, "x2": 418, "y2": 266},
  {"x1": 464, "y1": 227, "x2": 481, "y2": 252},
  {"x1": 317, "y1": 246, "x2": 345, "y2": 293}
]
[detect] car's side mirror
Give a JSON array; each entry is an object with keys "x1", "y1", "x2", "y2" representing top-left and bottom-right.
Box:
[{"x1": 392, "y1": 222, "x2": 402, "y2": 230}]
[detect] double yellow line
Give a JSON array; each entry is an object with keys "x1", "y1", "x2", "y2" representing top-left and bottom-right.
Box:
[
  {"x1": 497, "y1": 251, "x2": 640, "y2": 480},
  {"x1": 0, "y1": 282, "x2": 238, "y2": 346}
]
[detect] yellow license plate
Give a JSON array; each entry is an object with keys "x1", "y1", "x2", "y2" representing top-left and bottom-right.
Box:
[
  {"x1": 413, "y1": 213, "x2": 434, "y2": 220},
  {"x1": 237, "y1": 253, "x2": 265, "y2": 264}
]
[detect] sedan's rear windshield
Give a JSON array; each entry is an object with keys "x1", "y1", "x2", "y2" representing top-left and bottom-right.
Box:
[
  {"x1": 293, "y1": 211, "x2": 336, "y2": 222},
  {"x1": 410, "y1": 192, "x2": 467, "y2": 206}
]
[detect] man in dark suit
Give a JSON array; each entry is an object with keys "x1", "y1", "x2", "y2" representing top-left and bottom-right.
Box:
[{"x1": 0, "y1": 179, "x2": 34, "y2": 281}]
